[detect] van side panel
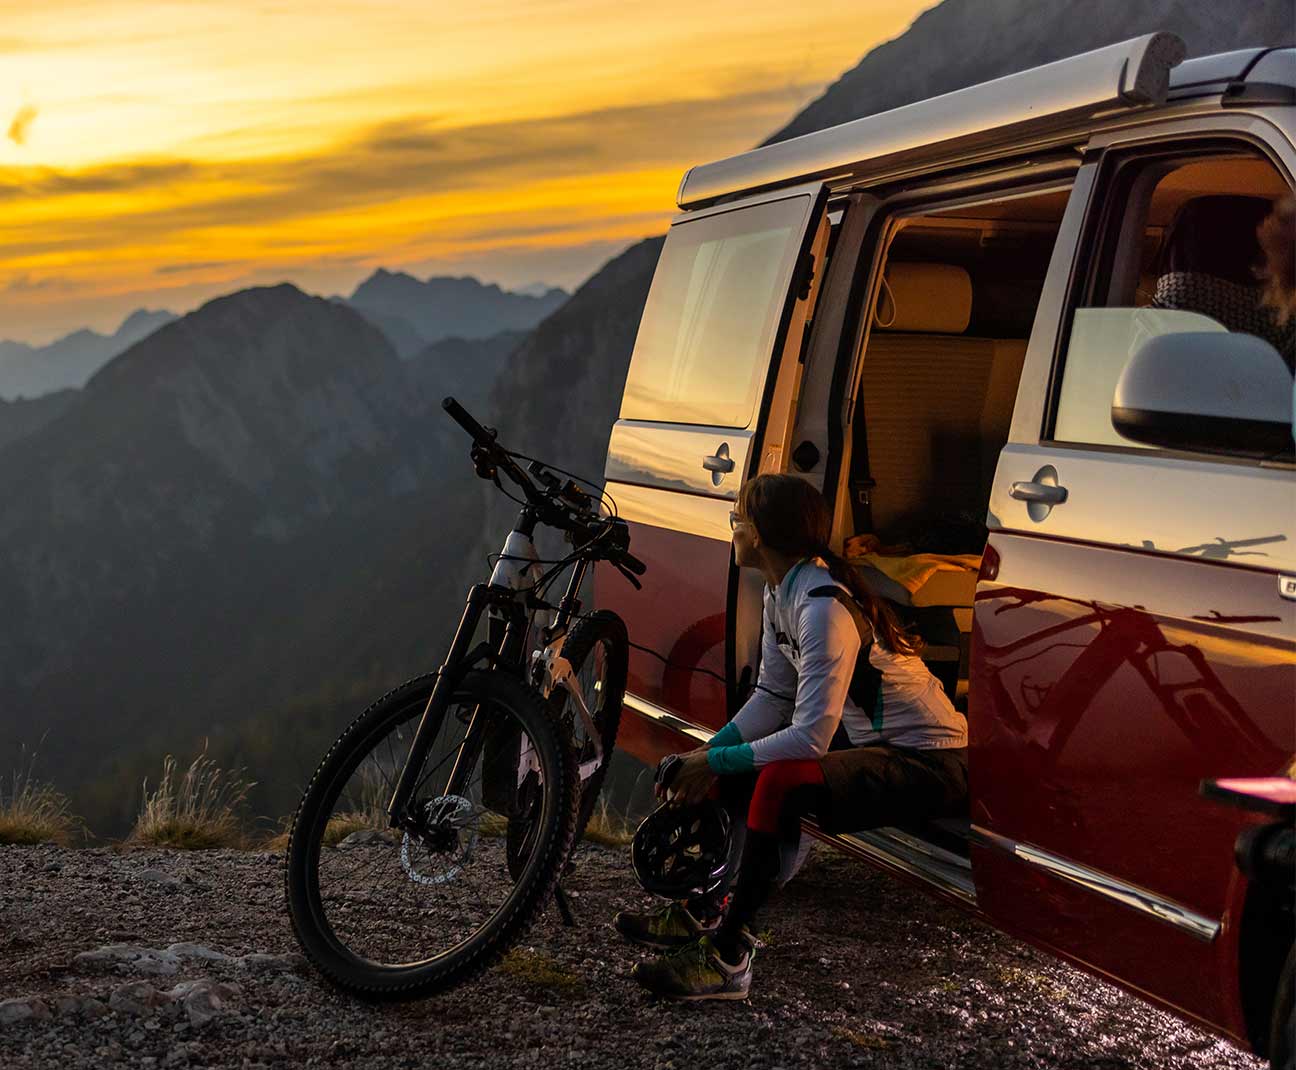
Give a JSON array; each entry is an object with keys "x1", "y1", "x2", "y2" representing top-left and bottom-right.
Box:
[
  {"x1": 596, "y1": 483, "x2": 734, "y2": 759},
  {"x1": 970, "y1": 531, "x2": 1295, "y2": 1041}
]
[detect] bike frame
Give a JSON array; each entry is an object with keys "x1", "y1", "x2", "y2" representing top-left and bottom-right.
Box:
[{"x1": 385, "y1": 505, "x2": 593, "y2": 829}]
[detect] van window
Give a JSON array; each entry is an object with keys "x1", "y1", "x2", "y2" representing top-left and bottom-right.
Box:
[
  {"x1": 1052, "y1": 152, "x2": 1294, "y2": 452},
  {"x1": 621, "y1": 195, "x2": 811, "y2": 428}
]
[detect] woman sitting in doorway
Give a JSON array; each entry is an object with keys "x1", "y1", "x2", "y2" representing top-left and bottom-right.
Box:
[{"x1": 617, "y1": 473, "x2": 968, "y2": 1001}]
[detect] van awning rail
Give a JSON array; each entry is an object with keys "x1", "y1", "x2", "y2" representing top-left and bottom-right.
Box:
[{"x1": 677, "y1": 32, "x2": 1187, "y2": 210}]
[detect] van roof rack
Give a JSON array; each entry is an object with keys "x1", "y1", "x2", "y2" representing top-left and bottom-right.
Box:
[{"x1": 678, "y1": 33, "x2": 1188, "y2": 210}]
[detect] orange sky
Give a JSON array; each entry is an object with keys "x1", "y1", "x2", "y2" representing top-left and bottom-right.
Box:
[{"x1": 1, "y1": 1, "x2": 933, "y2": 344}]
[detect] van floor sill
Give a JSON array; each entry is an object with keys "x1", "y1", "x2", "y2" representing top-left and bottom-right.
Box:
[{"x1": 824, "y1": 826, "x2": 977, "y2": 905}]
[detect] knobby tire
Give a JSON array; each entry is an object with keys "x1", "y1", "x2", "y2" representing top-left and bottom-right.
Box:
[{"x1": 284, "y1": 670, "x2": 578, "y2": 1000}]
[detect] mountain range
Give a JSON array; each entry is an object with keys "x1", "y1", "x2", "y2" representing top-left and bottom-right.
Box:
[
  {"x1": 0, "y1": 309, "x2": 176, "y2": 400},
  {"x1": 345, "y1": 270, "x2": 568, "y2": 358},
  {"x1": 0, "y1": 274, "x2": 567, "y2": 400},
  {"x1": 1, "y1": 0, "x2": 1290, "y2": 833}
]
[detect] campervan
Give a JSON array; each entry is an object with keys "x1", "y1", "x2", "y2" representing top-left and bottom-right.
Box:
[{"x1": 598, "y1": 34, "x2": 1296, "y2": 1064}]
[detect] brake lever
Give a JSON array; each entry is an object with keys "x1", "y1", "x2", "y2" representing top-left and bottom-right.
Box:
[
  {"x1": 612, "y1": 560, "x2": 642, "y2": 590},
  {"x1": 469, "y1": 442, "x2": 497, "y2": 481}
]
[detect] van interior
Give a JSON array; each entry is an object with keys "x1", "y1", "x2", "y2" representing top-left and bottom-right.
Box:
[
  {"x1": 839, "y1": 185, "x2": 1071, "y2": 721},
  {"x1": 809, "y1": 151, "x2": 1291, "y2": 872}
]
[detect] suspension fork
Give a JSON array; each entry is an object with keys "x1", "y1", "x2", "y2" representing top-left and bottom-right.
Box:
[
  {"x1": 386, "y1": 584, "x2": 523, "y2": 827},
  {"x1": 552, "y1": 558, "x2": 589, "y2": 633}
]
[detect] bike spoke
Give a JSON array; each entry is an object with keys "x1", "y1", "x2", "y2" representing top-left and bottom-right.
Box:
[{"x1": 310, "y1": 694, "x2": 553, "y2": 967}]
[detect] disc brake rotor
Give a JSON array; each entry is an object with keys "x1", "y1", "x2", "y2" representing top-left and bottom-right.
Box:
[{"x1": 400, "y1": 794, "x2": 479, "y2": 886}]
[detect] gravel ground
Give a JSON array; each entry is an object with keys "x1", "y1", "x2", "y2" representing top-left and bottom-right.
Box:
[{"x1": 0, "y1": 842, "x2": 1262, "y2": 1069}]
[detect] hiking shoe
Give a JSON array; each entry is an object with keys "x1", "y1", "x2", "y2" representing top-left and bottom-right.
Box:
[
  {"x1": 631, "y1": 935, "x2": 753, "y2": 1001},
  {"x1": 613, "y1": 902, "x2": 719, "y2": 950}
]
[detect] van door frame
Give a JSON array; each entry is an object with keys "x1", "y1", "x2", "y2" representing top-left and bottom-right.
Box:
[{"x1": 779, "y1": 155, "x2": 1086, "y2": 909}]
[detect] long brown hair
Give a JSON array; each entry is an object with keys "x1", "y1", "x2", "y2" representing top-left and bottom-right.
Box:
[
  {"x1": 1258, "y1": 194, "x2": 1296, "y2": 326},
  {"x1": 737, "y1": 473, "x2": 923, "y2": 656}
]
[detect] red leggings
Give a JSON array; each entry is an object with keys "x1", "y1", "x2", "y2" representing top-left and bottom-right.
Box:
[{"x1": 745, "y1": 759, "x2": 826, "y2": 836}]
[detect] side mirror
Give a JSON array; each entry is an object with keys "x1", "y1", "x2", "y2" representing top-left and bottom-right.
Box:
[{"x1": 1112, "y1": 331, "x2": 1294, "y2": 458}]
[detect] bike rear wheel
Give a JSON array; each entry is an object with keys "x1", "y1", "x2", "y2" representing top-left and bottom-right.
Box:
[
  {"x1": 285, "y1": 670, "x2": 577, "y2": 999},
  {"x1": 558, "y1": 610, "x2": 628, "y2": 844}
]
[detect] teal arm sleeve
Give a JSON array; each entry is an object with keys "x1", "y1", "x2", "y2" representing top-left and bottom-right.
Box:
[
  {"x1": 707, "y1": 722, "x2": 743, "y2": 749},
  {"x1": 707, "y1": 743, "x2": 755, "y2": 776}
]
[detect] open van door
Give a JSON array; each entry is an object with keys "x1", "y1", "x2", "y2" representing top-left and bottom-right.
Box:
[{"x1": 601, "y1": 183, "x2": 828, "y2": 757}]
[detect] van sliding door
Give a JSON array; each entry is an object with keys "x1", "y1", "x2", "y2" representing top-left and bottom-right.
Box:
[{"x1": 600, "y1": 183, "x2": 828, "y2": 758}]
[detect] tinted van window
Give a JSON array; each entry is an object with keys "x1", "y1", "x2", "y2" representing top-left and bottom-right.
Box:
[
  {"x1": 621, "y1": 195, "x2": 810, "y2": 428},
  {"x1": 1053, "y1": 153, "x2": 1294, "y2": 451}
]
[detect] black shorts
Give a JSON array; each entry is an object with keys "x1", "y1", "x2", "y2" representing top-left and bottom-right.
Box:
[{"x1": 816, "y1": 744, "x2": 968, "y2": 834}]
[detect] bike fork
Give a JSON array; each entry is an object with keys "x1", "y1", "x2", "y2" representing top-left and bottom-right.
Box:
[{"x1": 387, "y1": 585, "x2": 492, "y2": 828}]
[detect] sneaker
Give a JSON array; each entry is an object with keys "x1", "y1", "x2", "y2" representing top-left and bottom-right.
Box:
[
  {"x1": 613, "y1": 902, "x2": 719, "y2": 950},
  {"x1": 631, "y1": 935, "x2": 753, "y2": 1001}
]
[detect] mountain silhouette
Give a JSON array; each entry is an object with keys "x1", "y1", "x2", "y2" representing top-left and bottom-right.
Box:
[
  {"x1": 347, "y1": 270, "x2": 568, "y2": 357},
  {"x1": 0, "y1": 284, "x2": 473, "y2": 831},
  {"x1": 0, "y1": 308, "x2": 176, "y2": 400}
]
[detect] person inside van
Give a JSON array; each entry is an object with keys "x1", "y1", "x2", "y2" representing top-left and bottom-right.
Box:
[
  {"x1": 1151, "y1": 193, "x2": 1296, "y2": 367},
  {"x1": 618, "y1": 473, "x2": 968, "y2": 1000}
]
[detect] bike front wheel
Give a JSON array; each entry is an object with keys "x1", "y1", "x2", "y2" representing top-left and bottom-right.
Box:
[{"x1": 285, "y1": 670, "x2": 577, "y2": 1000}]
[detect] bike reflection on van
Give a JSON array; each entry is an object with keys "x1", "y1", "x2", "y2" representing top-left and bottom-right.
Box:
[
  {"x1": 977, "y1": 588, "x2": 1284, "y2": 772},
  {"x1": 1122, "y1": 533, "x2": 1287, "y2": 561}
]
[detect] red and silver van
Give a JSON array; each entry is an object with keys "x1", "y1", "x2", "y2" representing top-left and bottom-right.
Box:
[{"x1": 598, "y1": 34, "x2": 1296, "y2": 1064}]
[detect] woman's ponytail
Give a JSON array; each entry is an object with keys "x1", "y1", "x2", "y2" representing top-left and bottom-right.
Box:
[{"x1": 819, "y1": 547, "x2": 924, "y2": 657}]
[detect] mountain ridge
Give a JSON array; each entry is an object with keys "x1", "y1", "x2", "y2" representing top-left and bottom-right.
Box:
[
  {"x1": 346, "y1": 269, "x2": 569, "y2": 356},
  {"x1": 0, "y1": 308, "x2": 177, "y2": 400}
]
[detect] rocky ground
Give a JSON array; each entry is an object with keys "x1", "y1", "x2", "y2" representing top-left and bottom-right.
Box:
[{"x1": 0, "y1": 842, "x2": 1262, "y2": 1069}]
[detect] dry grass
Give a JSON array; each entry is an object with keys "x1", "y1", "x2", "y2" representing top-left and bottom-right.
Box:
[
  {"x1": 496, "y1": 947, "x2": 584, "y2": 995},
  {"x1": 260, "y1": 762, "x2": 409, "y2": 853},
  {"x1": 582, "y1": 795, "x2": 634, "y2": 847},
  {"x1": 129, "y1": 745, "x2": 255, "y2": 849},
  {"x1": 993, "y1": 963, "x2": 1071, "y2": 1002},
  {"x1": 0, "y1": 752, "x2": 82, "y2": 845},
  {"x1": 832, "y1": 1025, "x2": 892, "y2": 1051}
]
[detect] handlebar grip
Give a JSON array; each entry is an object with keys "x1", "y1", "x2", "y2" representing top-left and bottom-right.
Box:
[
  {"x1": 442, "y1": 396, "x2": 493, "y2": 445},
  {"x1": 619, "y1": 551, "x2": 647, "y2": 576}
]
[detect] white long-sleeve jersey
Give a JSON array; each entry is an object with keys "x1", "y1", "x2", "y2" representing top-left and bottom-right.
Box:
[{"x1": 706, "y1": 559, "x2": 967, "y2": 775}]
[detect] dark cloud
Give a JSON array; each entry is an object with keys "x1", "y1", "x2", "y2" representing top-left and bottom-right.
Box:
[
  {"x1": 0, "y1": 160, "x2": 194, "y2": 200},
  {"x1": 7, "y1": 104, "x2": 37, "y2": 146},
  {"x1": 2, "y1": 272, "x2": 73, "y2": 294},
  {"x1": 153, "y1": 260, "x2": 238, "y2": 275}
]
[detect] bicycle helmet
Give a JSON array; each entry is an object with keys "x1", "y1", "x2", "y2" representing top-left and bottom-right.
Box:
[{"x1": 631, "y1": 800, "x2": 732, "y2": 900}]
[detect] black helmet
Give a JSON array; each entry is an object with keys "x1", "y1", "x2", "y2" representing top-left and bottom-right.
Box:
[{"x1": 631, "y1": 800, "x2": 732, "y2": 900}]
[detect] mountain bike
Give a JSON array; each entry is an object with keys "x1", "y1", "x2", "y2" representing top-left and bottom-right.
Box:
[{"x1": 285, "y1": 397, "x2": 642, "y2": 999}]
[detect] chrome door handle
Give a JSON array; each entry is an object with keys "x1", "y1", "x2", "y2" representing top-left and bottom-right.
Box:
[
  {"x1": 1010, "y1": 481, "x2": 1068, "y2": 505},
  {"x1": 702, "y1": 444, "x2": 734, "y2": 474}
]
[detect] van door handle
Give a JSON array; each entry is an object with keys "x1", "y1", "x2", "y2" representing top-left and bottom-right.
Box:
[
  {"x1": 702, "y1": 444, "x2": 735, "y2": 474},
  {"x1": 1009, "y1": 480, "x2": 1068, "y2": 505}
]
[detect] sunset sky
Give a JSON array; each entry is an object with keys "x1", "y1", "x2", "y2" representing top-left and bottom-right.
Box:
[{"x1": 1, "y1": 1, "x2": 932, "y2": 344}]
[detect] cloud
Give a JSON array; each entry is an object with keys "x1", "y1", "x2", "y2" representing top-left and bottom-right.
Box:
[
  {"x1": 0, "y1": 160, "x2": 194, "y2": 200},
  {"x1": 0, "y1": 82, "x2": 812, "y2": 221},
  {"x1": 153, "y1": 260, "x2": 238, "y2": 275},
  {"x1": 7, "y1": 104, "x2": 37, "y2": 146},
  {"x1": 2, "y1": 272, "x2": 73, "y2": 294}
]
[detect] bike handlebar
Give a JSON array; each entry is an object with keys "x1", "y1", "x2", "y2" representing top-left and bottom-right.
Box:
[
  {"x1": 442, "y1": 396, "x2": 643, "y2": 561},
  {"x1": 442, "y1": 396, "x2": 493, "y2": 445}
]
